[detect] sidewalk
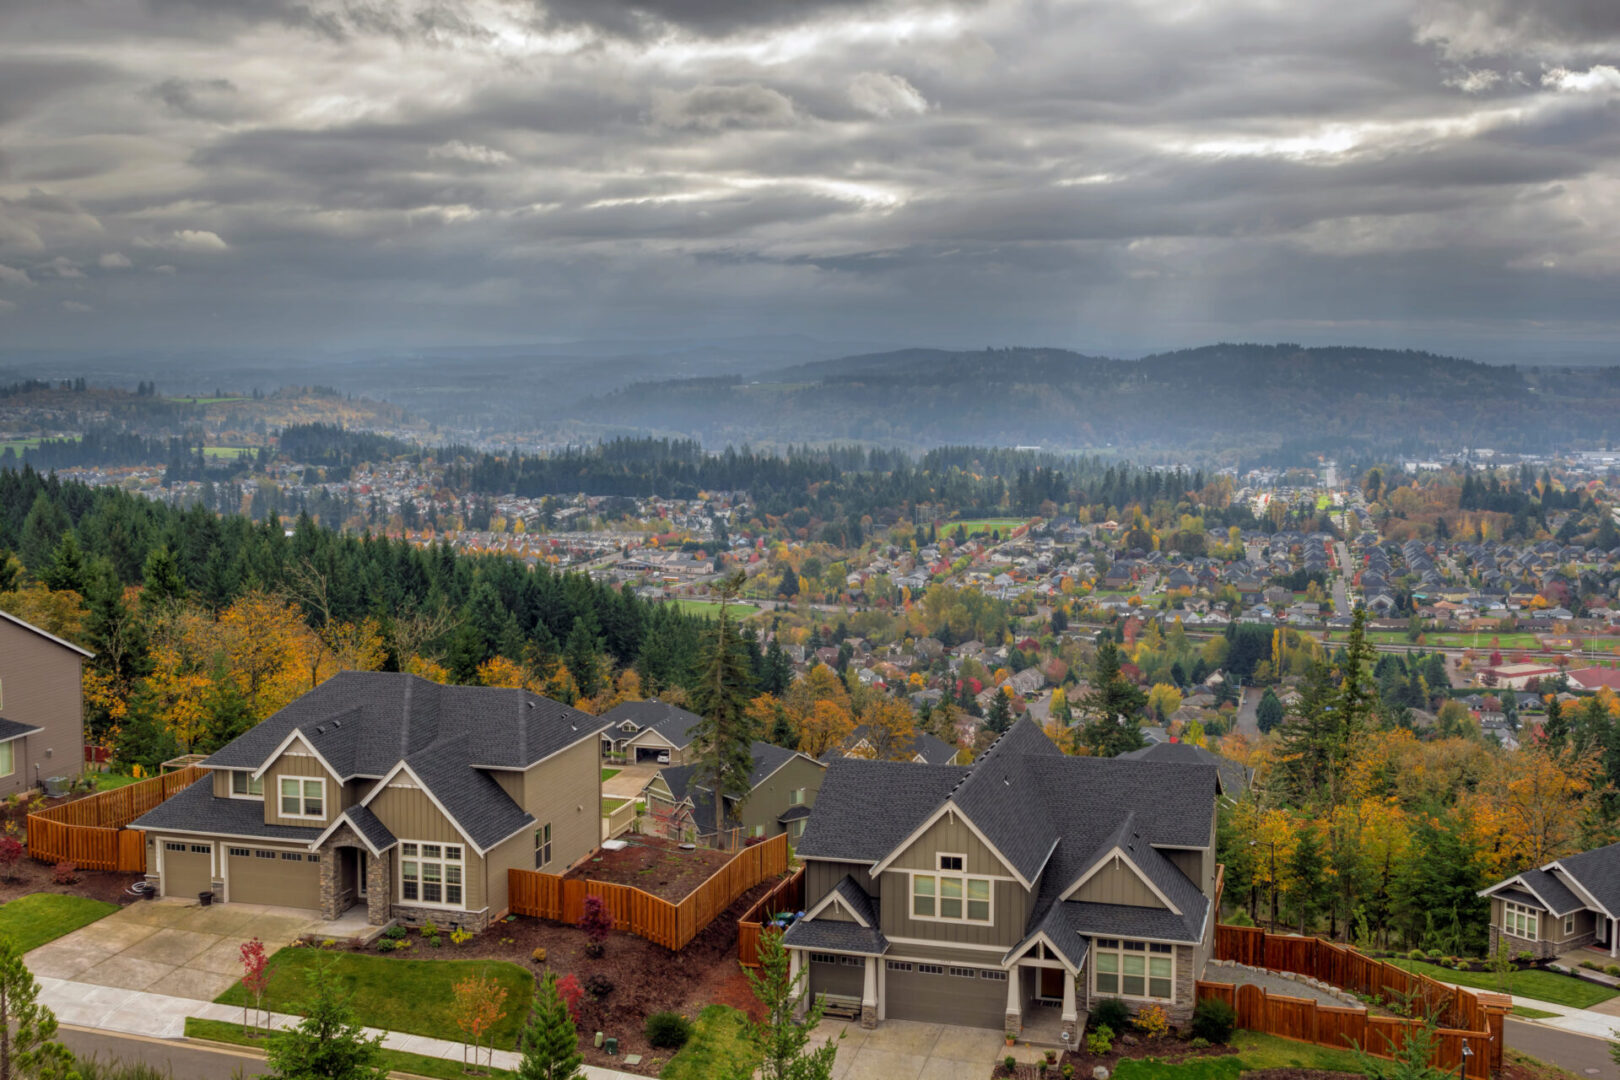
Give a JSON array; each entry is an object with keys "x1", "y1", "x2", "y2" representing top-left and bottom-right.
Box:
[
  {"x1": 36, "y1": 975, "x2": 646, "y2": 1080},
  {"x1": 1427, "y1": 979, "x2": 1620, "y2": 1042}
]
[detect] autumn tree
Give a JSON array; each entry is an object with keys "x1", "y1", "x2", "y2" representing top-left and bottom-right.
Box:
[
  {"x1": 240, "y1": 937, "x2": 270, "y2": 1035},
  {"x1": 859, "y1": 697, "x2": 918, "y2": 760},
  {"x1": 451, "y1": 969, "x2": 510, "y2": 1072},
  {"x1": 798, "y1": 700, "x2": 855, "y2": 758},
  {"x1": 1146, "y1": 683, "x2": 1182, "y2": 722}
]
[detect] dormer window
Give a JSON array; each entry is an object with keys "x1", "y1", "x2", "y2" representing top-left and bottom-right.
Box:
[{"x1": 231, "y1": 772, "x2": 264, "y2": 798}]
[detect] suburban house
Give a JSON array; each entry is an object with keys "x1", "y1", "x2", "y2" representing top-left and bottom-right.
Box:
[
  {"x1": 131, "y1": 671, "x2": 608, "y2": 930},
  {"x1": 784, "y1": 718, "x2": 1220, "y2": 1040},
  {"x1": 822, "y1": 724, "x2": 966, "y2": 766},
  {"x1": 1479, "y1": 841, "x2": 1620, "y2": 960},
  {"x1": 598, "y1": 699, "x2": 702, "y2": 764},
  {"x1": 0, "y1": 610, "x2": 91, "y2": 799},
  {"x1": 643, "y1": 740, "x2": 826, "y2": 842}
]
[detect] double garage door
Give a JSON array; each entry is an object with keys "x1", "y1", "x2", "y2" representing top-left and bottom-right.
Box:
[
  {"x1": 806, "y1": 955, "x2": 1008, "y2": 1029},
  {"x1": 227, "y1": 846, "x2": 322, "y2": 910},
  {"x1": 885, "y1": 960, "x2": 1007, "y2": 1028}
]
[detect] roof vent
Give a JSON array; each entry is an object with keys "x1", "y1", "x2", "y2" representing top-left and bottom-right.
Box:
[
  {"x1": 332, "y1": 719, "x2": 342, "y2": 728},
  {"x1": 314, "y1": 725, "x2": 326, "y2": 735},
  {"x1": 527, "y1": 701, "x2": 535, "y2": 708}
]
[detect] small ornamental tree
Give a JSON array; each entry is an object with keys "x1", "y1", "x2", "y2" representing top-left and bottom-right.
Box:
[
  {"x1": 0, "y1": 836, "x2": 22, "y2": 882},
  {"x1": 744, "y1": 930, "x2": 840, "y2": 1080},
  {"x1": 576, "y1": 895, "x2": 612, "y2": 958},
  {"x1": 516, "y1": 973, "x2": 584, "y2": 1080},
  {"x1": 554, "y1": 973, "x2": 584, "y2": 1024},
  {"x1": 239, "y1": 937, "x2": 271, "y2": 1036},
  {"x1": 0, "y1": 935, "x2": 73, "y2": 1080},
  {"x1": 450, "y1": 969, "x2": 510, "y2": 1073}
]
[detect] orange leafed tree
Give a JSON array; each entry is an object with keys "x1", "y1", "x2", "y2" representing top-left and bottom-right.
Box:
[{"x1": 797, "y1": 699, "x2": 855, "y2": 758}]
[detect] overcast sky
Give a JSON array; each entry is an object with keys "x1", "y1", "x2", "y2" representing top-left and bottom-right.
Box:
[{"x1": 2, "y1": 0, "x2": 1619, "y2": 360}]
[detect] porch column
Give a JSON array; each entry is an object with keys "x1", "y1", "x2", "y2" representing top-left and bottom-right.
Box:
[
  {"x1": 1061, "y1": 968, "x2": 1078, "y2": 1046},
  {"x1": 1005, "y1": 964, "x2": 1022, "y2": 1037},
  {"x1": 1611, "y1": 917, "x2": 1616, "y2": 959},
  {"x1": 788, "y1": 949, "x2": 806, "y2": 1020},
  {"x1": 861, "y1": 956, "x2": 878, "y2": 1029}
]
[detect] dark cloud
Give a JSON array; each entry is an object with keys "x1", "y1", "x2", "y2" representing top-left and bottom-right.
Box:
[{"x1": 537, "y1": 0, "x2": 892, "y2": 40}]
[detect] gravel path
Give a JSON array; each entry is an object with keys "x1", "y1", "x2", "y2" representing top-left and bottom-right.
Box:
[{"x1": 1212, "y1": 962, "x2": 1365, "y2": 1009}]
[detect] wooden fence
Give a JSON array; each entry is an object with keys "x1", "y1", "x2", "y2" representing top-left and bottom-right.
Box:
[
  {"x1": 25, "y1": 766, "x2": 206, "y2": 871},
  {"x1": 1210, "y1": 925, "x2": 1509, "y2": 1076},
  {"x1": 509, "y1": 831, "x2": 791, "y2": 951},
  {"x1": 738, "y1": 865, "x2": 806, "y2": 967}
]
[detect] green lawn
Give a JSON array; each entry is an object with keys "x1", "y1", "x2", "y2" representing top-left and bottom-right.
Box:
[
  {"x1": 0, "y1": 893, "x2": 119, "y2": 953},
  {"x1": 603, "y1": 796, "x2": 632, "y2": 812},
  {"x1": 660, "y1": 1005, "x2": 759, "y2": 1080},
  {"x1": 1109, "y1": 1032, "x2": 1365, "y2": 1080},
  {"x1": 215, "y1": 950, "x2": 534, "y2": 1049},
  {"x1": 186, "y1": 1018, "x2": 507, "y2": 1080},
  {"x1": 202, "y1": 446, "x2": 254, "y2": 459},
  {"x1": 601, "y1": 767, "x2": 621, "y2": 782},
  {"x1": 92, "y1": 772, "x2": 143, "y2": 791},
  {"x1": 949, "y1": 518, "x2": 1028, "y2": 536},
  {"x1": 0, "y1": 439, "x2": 43, "y2": 455},
  {"x1": 168, "y1": 396, "x2": 242, "y2": 405},
  {"x1": 670, "y1": 599, "x2": 760, "y2": 620},
  {"x1": 1513, "y1": 1005, "x2": 1559, "y2": 1019},
  {"x1": 1398, "y1": 959, "x2": 1616, "y2": 1009}
]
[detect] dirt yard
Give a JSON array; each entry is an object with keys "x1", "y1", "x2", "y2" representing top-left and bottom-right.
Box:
[
  {"x1": 342, "y1": 871, "x2": 787, "y2": 1075},
  {"x1": 0, "y1": 852, "x2": 142, "y2": 905},
  {"x1": 565, "y1": 835, "x2": 734, "y2": 902}
]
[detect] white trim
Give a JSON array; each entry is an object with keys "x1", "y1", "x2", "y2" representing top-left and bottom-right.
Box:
[
  {"x1": 1059, "y1": 849, "x2": 1181, "y2": 914},
  {"x1": 881, "y1": 936, "x2": 1008, "y2": 954},
  {"x1": 626, "y1": 728, "x2": 681, "y2": 751},
  {"x1": 1542, "y1": 863, "x2": 1614, "y2": 918},
  {"x1": 309, "y1": 812, "x2": 398, "y2": 858},
  {"x1": 149, "y1": 827, "x2": 320, "y2": 850},
  {"x1": 398, "y1": 839, "x2": 467, "y2": 911},
  {"x1": 1091, "y1": 938, "x2": 1177, "y2": 1003},
  {"x1": 750, "y1": 751, "x2": 827, "y2": 793},
  {"x1": 906, "y1": 869, "x2": 995, "y2": 925},
  {"x1": 228, "y1": 770, "x2": 265, "y2": 800},
  {"x1": 360, "y1": 761, "x2": 495, "y2": 856},
  {"x1": 276, "y1": 775, "x2": 328, "y2": 821},
  {"x1": 1479, "y1": 873, "x2": 1573, "y2": 916},
  {"x1": 804, "y1": 889, "x2": 871, "y2": 927},
  {"x1": 252, "y1": 731, "x2": 343, "y2": 783},
  {"x1": 1004, "y1": 932, "x2": 1082, "y2": 974},
  {"x1": 0, "y1": 608, "x2": 94, "y2": 658},
  {"x1": 869, "y1": 803, "x2": 1030, "y2": 888}
]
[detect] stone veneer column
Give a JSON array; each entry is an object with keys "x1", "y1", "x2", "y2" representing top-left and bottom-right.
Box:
[
  {"x1": 318, "y1": 848, "x2": 342, "y2": 921},
  {"x1": 367, "y1": 849, "x2": 391, "y2": 925}
]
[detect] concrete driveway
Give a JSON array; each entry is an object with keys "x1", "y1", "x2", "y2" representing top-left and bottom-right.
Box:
[
  {"x1": 26, "y1": 898, "x2": 323, "y2": 1001},
  {"x1": 812, "y1": 1019, "x2": 1007, "y2": 1080},
  {"x1": 602, "y1": 762, "x2": 661, "y2": 799}
]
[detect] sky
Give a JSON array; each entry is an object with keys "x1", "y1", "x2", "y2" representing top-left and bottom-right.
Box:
[{"x1": 2, "y1": 0, "x2": 1620, "y2": 361}]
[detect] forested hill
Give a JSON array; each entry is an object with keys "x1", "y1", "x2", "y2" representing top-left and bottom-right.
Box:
[{"x1": 578, "y1": 343, "x2": 1619, "y2": 460}]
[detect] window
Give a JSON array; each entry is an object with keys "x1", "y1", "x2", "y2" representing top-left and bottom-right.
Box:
[
  {"x1": 255, "y1": 849, "x2": 276, "y2": 859},
  {"x1": 401, "y1": 841, "x2": 464, "y2": 907},
  {"x1": 279, "y1": 777, "x2": 325, "y2": 819},
  {"x1": 811, "y1": 953, "x2": 838, "y2": 965},
  {"x1": 190, "y1": 844, "x2": 210, "y2": 854},
  {"x1": 1503, "y1": 900, "x2": 1539, "y2": 940},
  {"x1": 0, "y1": 741, "x2": 13, "y2": 779},
  {"x1": 980, "y1": 969, "x2": 1008, "y2": 982},
  {"x1": 886, "y1": 961, "x2": 913, "y2": 972},
  {"x1": 789, "y1": 818, "x2": 807, "y2": 838},
  {"x1": 912, "y1": 869, "x2": 992, "y2": 923},
  {"x1": 839, "y1": 956, "x2": 862, "y2": 967},
  {"x1": 231, "y1": 771, "x2": 264, "y2": 798},
  {"x1": 938, "y1": 854, "x2": 964, "y2": 871},
  {"x1": 534, "y1": 824, "x2": 553, "y2": 870},
  {"x1": 788, "y1": 788, "x2": 806, "y2": 806},
  {"x1": 228, "y1": 848, "x2": 250, "y2": 858},
  {"x1": 916, "y1": 964, "x2": 944, "y2": 975},
  {"x1": 165, "y1": 842, "x2": 187, "y2": 852},
  {"x1": 950, "y1": 967, "x2": 977, "y2": 978},
  {"x1": 1094, "y1": 940, "x2": 1174, "y2": 1001},
  {"x1": 280, "y1": 852, "x2": 304, "y2": 861}
]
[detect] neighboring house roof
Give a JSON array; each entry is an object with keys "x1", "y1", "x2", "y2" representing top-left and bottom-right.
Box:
[
  {"x1": 821, "y1": 724, "x2": 961, "y2": 765},
  {"x1": 1119, "y1": 739, "x2": 1250, "y2": 797},
  {"x1": 0, "y1": 718, "x2": 43, "y2": 745},
  {"x1": 652, "y1": 741, "x2": 823, "y2": 834},
  {"x1": 782, "y1": 874, "x2": 888, "y2": 956},
  {"x1": 778, "y1": 805, "x2": 814, "y2": 823},
  {"x1": 1548, "y1": 842, "x2": 1620, "y2": 917},
  {"x1": 600, "y1": 700, "x2": 705, "y2": 748},
  {"x1": 0, "y1": 609, "x2": 95, "y2": 659}
]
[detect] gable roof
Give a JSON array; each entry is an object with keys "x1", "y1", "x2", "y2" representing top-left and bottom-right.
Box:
[
  {"x1": 1547, "y1": 843, "x2": 1620, "y2": 917},
  {"x1": 0, "y1": 609, "x2": 94, "y2": 659},
  {"x1": 132, "y1": 776, "x2": 323, "y2": 844},
  {"x1": 1119, "y1": 739, "x2": 1249, "y2": 796}
]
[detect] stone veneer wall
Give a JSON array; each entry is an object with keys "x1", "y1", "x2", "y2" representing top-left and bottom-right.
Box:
[{"x1": 1488, "y1": 925, "x2": 1584, "y2": 962}]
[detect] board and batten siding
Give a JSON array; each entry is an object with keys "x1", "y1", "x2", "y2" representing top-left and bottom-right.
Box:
[
  {"x1": 0, "y1": 616, "x2": 84, "y2": 799},
  {"x1": 804, "y1": 859, "x2": 874, "y2": 899},
  {"x1": 518, "y1": 736, "x2": 602, "y2": 874},
  {"x1": 883, "y1": 810, "x2": 1013, "y2": 877},
  {"x1": 261, "y1": 746, "x2": 340, "y2": 828},
  {"x1": 366, "y1": 781, "x2": 487, "y2": 911},
  {"x1": 737, "y1": 756, "x2": 825, "y2": 835},
  {"x1": 1073, "y1": 857, "x2": 1167, "y2": 908},
  {"x1": 878, "y1": 870, "x2": 1027, "y2": 947}
]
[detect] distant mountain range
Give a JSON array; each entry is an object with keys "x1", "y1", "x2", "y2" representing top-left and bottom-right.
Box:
[{"x1": 573, "y1": 343, "x2": 1620, "y2": 461}]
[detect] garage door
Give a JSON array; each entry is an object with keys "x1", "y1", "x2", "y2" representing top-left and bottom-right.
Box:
[
  {"x1": 635, "y1": 745, "x2": 671, "y2": 763},
  {"x1": 161, "y1": 841, "x2": 214, "y2": 899},
  {"x1": 807, "y1": 953, "x2": 864, "y2": 1001},
  {"x1": 227, "y1": 847, "x2": 323, "y2": 910},
  {"x1": 885, "y1": 961, "x2": 1008, "y2": 1028}
]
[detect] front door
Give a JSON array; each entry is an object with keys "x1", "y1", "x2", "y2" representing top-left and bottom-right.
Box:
[{"x1": 1039, "y1": 967, "x2": 1065, "y2": 1001}]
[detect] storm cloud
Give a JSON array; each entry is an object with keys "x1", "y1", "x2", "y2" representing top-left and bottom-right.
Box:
[{"x1": 1, "y1": 0, "x2": 1619, "y2": 358}]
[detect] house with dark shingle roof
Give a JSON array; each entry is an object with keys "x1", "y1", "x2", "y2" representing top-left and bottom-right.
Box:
[
  {"x1": 782, "y1": 717, "x2": 1220, "y2": 1039},
  {"x1": 0, "y1": 609, "x2": 93, "y2": 800},
  {"x1": 1479, "y1": 841, "x2": 1620, "y2": 961},
  {"x1": 597, "y1": 699, "x2": 704, "y2": 765},
  {"x1": 131, "y1": 671, "x2": 608, "y2": 931},
  {"x1": 642, "y1": 741, "x2": 826, "y2": 843},
  {"x1": 822, "y1": 724, "x2": 965, "y2": 766}
]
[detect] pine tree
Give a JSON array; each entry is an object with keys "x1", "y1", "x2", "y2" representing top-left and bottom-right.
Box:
[
  {"x1": 689, "y1": 571, "x2": 757, "y2": 846},
  {"x1": 564, "y1": 615, "x2": 604, "y2": 699},
  {"x1": 986, "y1": 688, "x2": 1012, "y2": 734},
  {"x1": 1256, "y1": 688, "x2": 1284, "y2": 734},
  {"x1": 42, "y1": 533, "x2": 86, "y2": 594},
  {"x1": 517, "y1": 974, "x2": 584, "y2": 1080},
  {"x1": 140, "y1": 544, "x2": 188, "y2": 613},
  {"x1": 264, "y1": 955, "x2": 389, "y2": 1080},
  {"x1": 762, "y1": 638, "x2": 793, "y2": 695},
  {"x1": 0, "y1": 935, "x2": 73, "y2": 1080},
  {"x1": 1076, "y1": 638, "x2": 1146, "y2": 756}
]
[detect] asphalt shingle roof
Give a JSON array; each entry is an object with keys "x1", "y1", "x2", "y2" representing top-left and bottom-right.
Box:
[
  {"x1": 780, "y1": 917, "x2": 888, "y2": 956},
  {"x1": 599, "y1": 700, "x2": 704, "y2": 748},
  {"x1": 132, "y1": 777, "x2": 323, "y2": 843},
  {"x1": 0, "y1": 717, "x2": 43, "y2": 744},
  {"x1": 1119, "y1": 739, "x2": 1251, "y2": 796},
  {"x1": 1551, "y1": 844, "x2": 1620, "y2": 916},
  {"x1": 338, "y1": 804, "x2": 397, "y2": 855},
  {"x1": 795, "y1": 759, "x2": 970, "y2": 862},
  {"x1": 1517, "y1": 868, "x2": 1583, "y2": 916},
  {"x1": 655, "y1": 741, "x2": 822, "y2": 834}
]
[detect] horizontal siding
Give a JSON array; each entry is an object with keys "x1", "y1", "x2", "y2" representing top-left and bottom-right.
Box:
[{"x1": 736, "y1": 756, "x2": 824, "y2": 834}]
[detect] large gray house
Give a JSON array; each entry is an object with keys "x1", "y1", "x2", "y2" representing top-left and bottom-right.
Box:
[
  {"x1": 0, "y1": 610, "x2": 91, "y2": 799},
  {"x1": 1479, "y1": 842, "x2": 1620, "y2": 960},
  {"x1": 133, "y1": 672, "x2": 608, "y2": 930},
  {"x1": 784, "y1": 717, "x2": 1220, "y2": 1040}
]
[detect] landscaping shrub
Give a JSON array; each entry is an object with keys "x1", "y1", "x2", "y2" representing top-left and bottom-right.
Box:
[
  {"x1": 1086, "y1": 1025, "x2": 1114, "y2": 1055},
  {"x1": 0, "y1": 836, "x2": 22, "y2": 882},
  {"x1": 645, "y1": 1011, "x2": 693, "y2": 1050},
  {"x1": 1190, "y1": 998, "x2": 1236, "y2": 1045},
  {"x1": 1091, "y1": 997, "x2": 1131, "y2": 1033},
  {"x1": 52, "y1": 861, "x2": 77, "y2": 885},
  {"x1": 1189, "y1": 1037, "x2": 1211, "y2": 1050},
  {"x1": 531, "y1": 947, "x2": 548, "y2": 964},
  {"x1": 1134, "y1": 1003, "x2": 1170, "y2": 1038},
  {"x1": 583, "y1": 973, "x2": 613, "y2": 998},
  {"x1": 1408, "y1": 949, "x2": 1424, "y2": 961},
  {"x1": 1516, "y1": 951, "x2": 1534, "y2": 964},
  {"x1": 578, "y1": 896, "x2": 612, "y2": 958},
  {"x1": 382, "y1": 925, "x2": 407, "y2": 941},
  {"x1": 1062, "y1": 1065, "x2": 1076, "y2": 1079},
  {"x1": 375, "y1": 939, "x2": 396, "y2": 953},
  {"x1": 1581, "y1": 960, "x2": 1598, "y2": 971},
  {"x1": 1004, "y1": 1056, "x2": 1017, "y2": 1071},
  {"x1": 1604, "y1": 965, "x2": 1620, "y2": 977}
]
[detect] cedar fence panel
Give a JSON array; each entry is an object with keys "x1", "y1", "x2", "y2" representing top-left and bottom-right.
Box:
[
  {"x1": 509, "y1": 832, "x2": 790, "y2": 953},
  {"x1": 738, "y1": 865, "x2": 805, "y2": 967},
  {"x1": 24, "y1": 766, "x2": 204, "y2": 871}
]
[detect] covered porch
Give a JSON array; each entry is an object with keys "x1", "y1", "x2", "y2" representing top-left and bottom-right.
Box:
[{"x1": 1003, "y1": 936, "x2": 1085, "y2": 1047}]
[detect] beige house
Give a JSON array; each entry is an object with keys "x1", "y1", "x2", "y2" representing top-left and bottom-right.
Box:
[
  {"x1": 598, "y1": 699, "x2": 702, "y2": 765},
  {"x1": 133, "y1": 672, "x2": 608, "y2": 930},
  {"x1": 785, "y1": 719, "x2": 1220, "y2": 1040},
  {"x1": 0, "y1": 610, "x2": 91, "y2": 799},
  {"x1": 1479, "y1": 845, "x2": 1620, "y2": 961}
]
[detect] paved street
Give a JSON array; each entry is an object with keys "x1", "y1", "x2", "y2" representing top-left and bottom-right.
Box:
[
  {"x1": 1234, "y1": 686, "x2": 1261, "y2": 737},
  {"x1": 61, "y1": 1027, "x2": 263, "y2": 1080},
  {"x1": 1507, "y1": 1019, "x2": 1620, "y2": 1079}
]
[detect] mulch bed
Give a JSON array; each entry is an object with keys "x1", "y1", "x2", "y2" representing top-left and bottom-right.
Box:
[
  {"x1": 340, "y1": 871, "x2": 785, "y2": 1075},
  {"x1": 564, "y1": 836, "x2": 734, "y2": 902},
  {"x1": 993, "y1": 1034, "x2": 1241, "y2": 1077},
  {"x1": 0, "y1": 854, "x2": 142, "y2": 905}
]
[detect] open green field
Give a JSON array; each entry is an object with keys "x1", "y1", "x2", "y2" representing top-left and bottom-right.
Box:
[
  {"x1": 202, "y1": 445, "x2": 255, "y2": 459},
  {"x1": 1398, "y1": 958, "x2": 1616, "y2": 1008},
  {"x1": 1361, "y1": 630, "x2": 1545, "y2": 650},
  {"x1": 948, "y1": 518, "x2": 1028, "y2": 535},
  {"x1": 168, "y1": 396, "x2": 242, "y2": 405},
  {"x1": 0, "y1": 894, "x2": 119, "y2": 953},
  {"x1": 671, "y1": 599, "x2": 761, "y2": 619},
  {"x1": 216, "y1": 950, "x2": 534, "y2": 1049},
  {"x1": 0, "y1": 438, "x2": 44, "y2": 455}
]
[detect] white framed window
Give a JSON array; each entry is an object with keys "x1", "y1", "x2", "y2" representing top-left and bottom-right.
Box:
[
  {"x1": 811, "y1": 953, "x2": 839, "y2": 965},
  {"x1": 401, "y1": 841, "x2": 464, "y2": 908},
  {"x1": 938, "y1": 853, "x2": 965, "y2": 872},
  {"x1": 911, "y1": 869, "x2": 992, "y2": 923},
  {"x1": 916, "y1": 963, "x2": 944, "y2": 975},
  {"x1": 886, "y1": 961, "x2": 913, "y2": 972},
  {"x1": 750, "y1": 825, "x2": 766, "y2": 838},
  {"x1": 278, "y1": 776, "x2": 325, "y2": 819},
  {"x1": 231, "y1": 771, "x2": 264, "y2": 798},
  {"x1": 1503, "y1": 901, "x2": 1539, "y2": 940},
  {"x1": 1565, "y1": 915, "x2": 1575, "y2": 935},
  {"x1": 788, "y1": 788, "x2": 806, "y2": 806},
  {"x1": 0, "y1": 741, "x2": 13, "y2": 779},
  {"x1": 534, "y1": 824, "x2": 552, "y2": 870},
  {"x1": 980, "y1": 969, "x2": 1008, "y2": 982},
  {"x1": 1093, "y1": 939, "x2": 1174, "y2": 1001}
]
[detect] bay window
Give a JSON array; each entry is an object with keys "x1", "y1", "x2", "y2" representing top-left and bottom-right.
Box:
[{"x1": 1502, "y1": 900, "x2": 1539, "y2": 939}]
